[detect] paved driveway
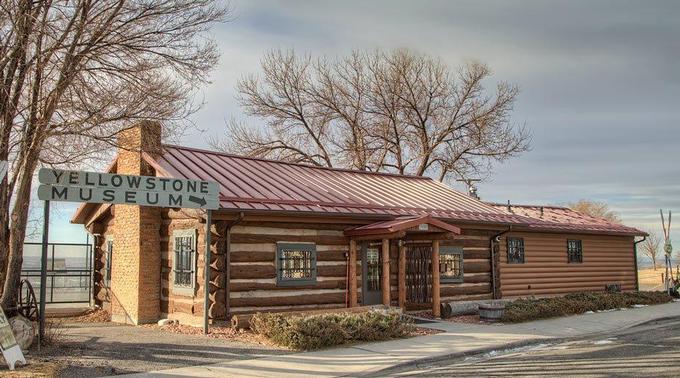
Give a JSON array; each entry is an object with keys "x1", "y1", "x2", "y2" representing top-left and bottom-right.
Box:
[
  {"x1": 387, "y1": 317, "x2": 680, "y2": 377},
  {"x1": 30, "y1": 321, "x2": 285, "y2": 377}
]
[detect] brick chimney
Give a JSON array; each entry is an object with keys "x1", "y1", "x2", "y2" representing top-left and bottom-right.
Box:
[{"x1": 111, "y1": 121, "x2": 162, "y2": 324}]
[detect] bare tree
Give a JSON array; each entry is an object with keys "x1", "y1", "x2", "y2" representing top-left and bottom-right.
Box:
[
  {"x1": 640, "y1": 232, "x2": 662, "y2": 271},
  {"x1": 212, "y1": 49, "x2": 531, "y2": 180},
  {"x1": 0, "y1": 0, "x2": 228, "y2": 308},
  {"x1": 567, "y1": 199, "x2": 622, "y2": 223}
]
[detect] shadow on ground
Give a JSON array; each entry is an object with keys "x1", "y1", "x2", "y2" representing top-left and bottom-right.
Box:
[{"x1": 24, "y1": 321, "x2": 286, "y2": 377}]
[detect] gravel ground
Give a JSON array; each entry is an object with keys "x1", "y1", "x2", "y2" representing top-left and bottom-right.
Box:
[{"x1": 13, "y1": 321, "x2": 286, "y2": 377}]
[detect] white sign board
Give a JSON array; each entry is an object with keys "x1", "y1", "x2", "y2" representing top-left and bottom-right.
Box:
[
  {"x1": 0, "y1": 309, "x2": 26, "y2": 370},
  {"x1": 37, "y1": 168, "x2": 219, "y2": 210},
  {"x1": 0, "y1": 160, "x2": 7, "y2": 182}
]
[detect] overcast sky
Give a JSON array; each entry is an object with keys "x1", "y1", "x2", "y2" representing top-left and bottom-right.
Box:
[{"x1": 50, "y1": 0, "x2": 679, "y2": 253}]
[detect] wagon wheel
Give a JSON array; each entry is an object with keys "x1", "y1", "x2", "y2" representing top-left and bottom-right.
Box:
[{"x1": 18, "y1": 279, "x2": 39, "y2": 322}]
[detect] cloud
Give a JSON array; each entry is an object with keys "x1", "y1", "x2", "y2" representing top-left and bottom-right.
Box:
[{"x1": 53, "y1": 0, "x2": 680, "y2": 246}]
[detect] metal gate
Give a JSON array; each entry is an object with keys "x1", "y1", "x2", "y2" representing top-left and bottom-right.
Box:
[
  {"x1": 21, "y1": 241, "x2": 93, "y2": 304},
  {"x1": 406, "y1": 244, "x2": 432, "y2": 304}
]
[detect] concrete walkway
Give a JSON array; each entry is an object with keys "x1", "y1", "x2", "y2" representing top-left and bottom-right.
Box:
[{"x1": 132, "y1": 301, "x2": 680, "y2": 377}]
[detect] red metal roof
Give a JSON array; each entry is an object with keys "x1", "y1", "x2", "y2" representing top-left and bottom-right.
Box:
[
  {"x1": 71, "y1": 144, "x2": 646, "y2": 237},
  {"x1": 149, "y1": 145, "x2": 521, "y2": 224},
  {"x1": 487, "y1": 203, "x2": 645, "y2": 236},
  {"x1": 344, "y1": 215, "x2": 462, "y2": 237}
]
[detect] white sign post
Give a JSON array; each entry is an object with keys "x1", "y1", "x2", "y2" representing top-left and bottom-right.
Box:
[
  {"x1": 37, "y1": 168, "x2": 219, "y2": 335},
  {"x1": 0, "y1": 308, "x2": 26, "y2": 370}
]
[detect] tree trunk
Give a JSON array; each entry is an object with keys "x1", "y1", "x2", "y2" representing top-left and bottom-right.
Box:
[
  {"x1": 1, "y1": 154, "x2": 38, "y2": 309},
  {"x1": 0, "y1": 184, "x2": 10, "y2": 294},
  {"x1": 652, "y1": 256, "x2": 657, "y2": 271}
]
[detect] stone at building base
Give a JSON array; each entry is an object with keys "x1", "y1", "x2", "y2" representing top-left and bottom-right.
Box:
[{"x1": 157, "y1": 319, "x2": 176, "y2": 326}]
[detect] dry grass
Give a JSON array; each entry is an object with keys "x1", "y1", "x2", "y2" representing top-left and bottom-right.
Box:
[
  {"x1": 40, "y1": 320, "x2": 65, "y2": 347},
  {"x1": 0, "y1": 361, "x2": 62, "y2": 377},
  {"x1": 502, "y1": 291, "x2": 672, "y2": 323},
  {"x1": 638, "y1": 268, "x2": 665, "y2": 291},
  {"x1": 140, "y1": 323, "x2": 273, "y2": 346},
  {"x1": 249, "y1": 311, "x2": 419, "y2": 350},
  {"x1": 66, "y1": 308, "x2": 111, "y2": 323}
]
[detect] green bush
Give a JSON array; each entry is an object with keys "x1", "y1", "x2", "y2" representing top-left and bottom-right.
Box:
[
  {"x1": 250, "y1": 310, "x2": 415, "y2": 350},
  {"x1": 501, "y1": 291, "x2": 672, "y2": 323}
]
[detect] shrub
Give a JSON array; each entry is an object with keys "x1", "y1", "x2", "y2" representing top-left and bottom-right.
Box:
[
  {"x1": 250, "y1": 310, "x2": 414, "y2": 350},
  {"x1": 501, "y1": 291, "x2": 672, "y2": 323}
]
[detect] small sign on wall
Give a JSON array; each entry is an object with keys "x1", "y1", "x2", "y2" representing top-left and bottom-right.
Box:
[{"x1": 0, "y1": 308, "x2": 26, "y2": 370}]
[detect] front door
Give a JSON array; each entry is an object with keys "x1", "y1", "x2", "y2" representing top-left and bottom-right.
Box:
[
  {"x1": 406, "y1": 243, "x2": 433, "y2": 305},
  {"x1": 361, "y1": 242, "x2": 383, "y2": 305}
]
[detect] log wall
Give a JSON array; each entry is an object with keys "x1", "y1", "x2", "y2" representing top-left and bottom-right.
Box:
[
  {"x1": 399, "y1": 228, "x2": 496, "y2": 310},
  {"x1": 92, "y1": 213, "x2": 114, "y2": 312},
  {"x1": 159, "y1": 211, "x2": 228, "y2": 325},
  {"x1": 440, "y1": 228, "x2": 496, "y2": 302},
  {"x1": 228, "y1": 221, "x2": 355, "y2": 315},
  {"x1": 498, "y1": 232, "x2": 636, "y2": 297}
]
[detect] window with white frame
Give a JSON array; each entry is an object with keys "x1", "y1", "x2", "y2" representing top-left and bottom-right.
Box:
[
  {"x1": 276, "y1": 243, "x2": 317, "y2": 286},
  {"x1": 173, "y1": 229, "x2": 196, "y2": 294},
  {"x1": 440, "y1": 246, "x2": 464, "y2": 283}
]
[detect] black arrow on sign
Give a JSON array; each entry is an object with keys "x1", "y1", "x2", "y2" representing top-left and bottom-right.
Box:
[{"x1": 188, "y1": 195, "x2": 207, "y2": 207}]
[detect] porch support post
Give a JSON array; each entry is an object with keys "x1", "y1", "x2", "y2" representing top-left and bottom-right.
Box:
[
  {"x1": 349, "y1": 239, "x2": 358, "y2": 307},
  {"x1": 381, "y1": 238, "x2": 390, "y2": 307},
  {"x1": 432, "y1": 240, "x2": 441, "y2": 318},
  {"x1": 398, "y1": 241, "x2": 406, "y2": 309}
]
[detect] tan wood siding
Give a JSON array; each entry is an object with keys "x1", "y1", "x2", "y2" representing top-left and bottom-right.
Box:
[{"x1": 499, "y1": 232, "x2": 636, "y2": 297}]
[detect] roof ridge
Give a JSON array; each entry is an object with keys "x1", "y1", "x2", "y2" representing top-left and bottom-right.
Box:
[
  {"x1": 162, "y1": 144, "x2": 433, "y2": 180},
  {"x1": 486, "y1": 202, "x2": 570, "y2": 210}
]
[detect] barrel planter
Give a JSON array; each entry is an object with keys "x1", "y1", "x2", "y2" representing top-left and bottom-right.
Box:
[{"x1": 479, "y1": 303, "x2": 505, "y2": 322}]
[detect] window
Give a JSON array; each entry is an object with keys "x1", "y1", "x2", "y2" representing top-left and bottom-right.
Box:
[
  {"x1": 104, "y1": 239, "x2": 113, "y2": 287},
  {"x1": 365, "y1": 246, "x2": 381, "y2": 291},
  {"x1": 440, "y1": 246, "x2": 464, "y2": 283},
  {"x1": 507, "y1": 237, "x2": 525, "y2": 264},
  {"x1": 567, "y1": 239, "x2": 583, "y2": 263},
  {"x1": 173, "y1": 229, "x2": 197, "y2": 295},
  {"x1": 277, "y1": 243, "x2": 317, "y2": 286}
]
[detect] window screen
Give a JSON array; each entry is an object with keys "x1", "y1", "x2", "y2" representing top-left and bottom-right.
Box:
[
  {"x1": 173, "y1": 230, "x2": 196, "y2": 291},
  {"x1": 277, "y1": 243, "x2": 317, "y2": 286},
  {"x1": 440, "y1": 246, "x2": 464, "y2": 283},
  {"x1": 507, "y1": 237, "x2": 525, "y2": 264},
  {"x1": 567, "y1": 239, "x2": 583, "y2": 263}
]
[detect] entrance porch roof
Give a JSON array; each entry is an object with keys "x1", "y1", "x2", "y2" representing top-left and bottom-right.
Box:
[{"x1": 344, "y1": 214, "x2": 461, "y2": 238}]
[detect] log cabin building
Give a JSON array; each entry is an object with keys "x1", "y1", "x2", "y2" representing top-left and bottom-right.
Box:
[{"x1": 72, "y1": 122, "x2": 646, "y2": 325}]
